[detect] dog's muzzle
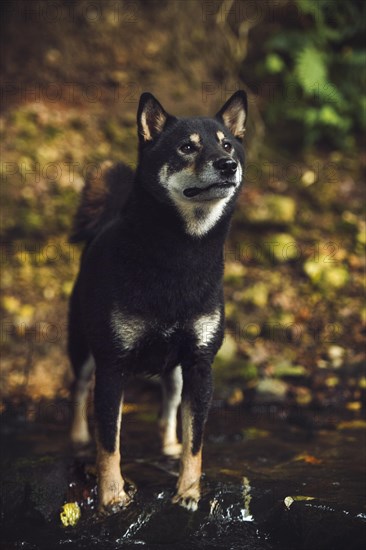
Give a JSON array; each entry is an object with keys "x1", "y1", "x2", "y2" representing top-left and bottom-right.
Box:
[{"x1": 183, "y1": 181, "x2": 236, "y2": 199}]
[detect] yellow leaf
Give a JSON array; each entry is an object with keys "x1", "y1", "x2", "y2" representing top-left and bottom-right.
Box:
[
  {"x1": 60, "y1": 502, "x2": 81, "y2": 527},
  {"x1": 284, "y1": 495, "x2": 315, "y2": 509},
  {"x1": 284, "y1": 496, "x2": 294, "y2": 509}
]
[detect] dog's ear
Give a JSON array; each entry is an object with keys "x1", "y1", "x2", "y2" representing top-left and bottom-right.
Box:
[
  {"x1": 137, "y1": 93, "x2": 174, "y2": 144},
  {"x1": 215, "y1": 91, "x2": 248, "y2": 140}
]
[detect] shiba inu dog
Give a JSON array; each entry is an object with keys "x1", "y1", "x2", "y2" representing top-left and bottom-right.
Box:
[{"x1": 68, "y1": 91, "x2": 248, "y2": 513}]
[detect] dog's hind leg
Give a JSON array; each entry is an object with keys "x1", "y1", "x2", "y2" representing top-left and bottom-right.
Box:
[
  {"x1": 172, "y1": 360, "x2": 213, "y2": 511},
  {"x1": 70, "y1": 355, "x2": 95, "y2": 445},
  {"x1": 68, "y1": 281, "x2": 94, "y2": 445},
  {"x1": 159, "y1": 365, "x2": 183, "y2": 457}
]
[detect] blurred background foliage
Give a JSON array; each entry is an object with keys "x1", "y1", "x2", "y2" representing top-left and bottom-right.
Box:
[
  {"x1": 1, "y1": 0, "x2": 365, "y2": 418},
  {"x1": 261, "y1": 0, "x2": 365, "y2": 149}
]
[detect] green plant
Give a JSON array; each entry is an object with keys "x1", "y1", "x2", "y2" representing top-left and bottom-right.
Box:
[{"x1": 262, "y1": 0, "x2": 365, "y2": 149}]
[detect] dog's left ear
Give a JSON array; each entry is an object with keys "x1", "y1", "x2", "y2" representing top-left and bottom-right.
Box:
[
  {"x1": 137, "y1": 93, "x2": 175, "y2": 144},
  {"x1": 215, "y1": 90, "x2": 248, "y2": 140}
]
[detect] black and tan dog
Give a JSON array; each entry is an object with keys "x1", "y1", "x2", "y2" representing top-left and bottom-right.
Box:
[{"x1": 68, "y1": 91, "x2": 248, "y2": 512}]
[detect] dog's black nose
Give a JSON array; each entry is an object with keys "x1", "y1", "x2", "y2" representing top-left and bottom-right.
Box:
[{"x1": 214, "y1": 158, "x2": 237, "y2": 175}]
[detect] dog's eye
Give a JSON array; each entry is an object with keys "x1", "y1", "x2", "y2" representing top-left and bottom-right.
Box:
[
  {"x1": 223, "y1": 141, "x2": 232, "y2": 152},
  {"x1": 179, "y1": 143, "x2": 195, "y2": 154}
]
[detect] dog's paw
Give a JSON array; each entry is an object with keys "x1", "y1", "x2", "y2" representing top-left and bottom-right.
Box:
[
  {"x1": 162, "y1": 442, "x2": 182, "y2": 458},
  {"x1": 98, "y1": 479, "x2": 137, "y2": 515},
  {"x1": 172, "y1": 488, "x2": 200, "y2": 511},
  {"x1": 98, "y1": 488, "x2": 134, "y2": 515}
]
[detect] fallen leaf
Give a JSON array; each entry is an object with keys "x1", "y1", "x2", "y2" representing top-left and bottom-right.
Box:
[
  {"x1": 294, "y1": 454, "x2": 322, "y2": 464},
  {"x1": 60, "y1": 502, "x2": 81, "y2": 527},
  {"x1": 284, "y1": 496, "x2": 294, "y2": 509},
  {"x1": 284, "y1": 495, "x2": 315, "y2": 509}
]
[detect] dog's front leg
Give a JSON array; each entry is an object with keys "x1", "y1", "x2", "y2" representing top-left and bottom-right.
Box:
[
  {"x1": 172, "y1": 361, "x2": 213, "y2": 511},
  {"x1": 94, "y1": 365, "x2": 131, "y2": 513}
]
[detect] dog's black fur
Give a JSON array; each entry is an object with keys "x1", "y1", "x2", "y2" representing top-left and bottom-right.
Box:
[{"x1": 68, "y1": 91, "x2": 247, "y2": 512}]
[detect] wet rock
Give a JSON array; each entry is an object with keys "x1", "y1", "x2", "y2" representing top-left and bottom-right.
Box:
[
  {"x1": 262, "y1": 500, "x2": 366, "y2": 550},
  {"x1": 1, "y1": 456, "x2": 68, "y2": 524},
  {"x1": 133, "y1": 504, "x2": 195, "y2": 545}
]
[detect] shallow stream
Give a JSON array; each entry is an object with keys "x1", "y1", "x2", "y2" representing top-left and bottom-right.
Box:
[{"x1": 1, "y1": 389, "x2": 365, "y2": 549}]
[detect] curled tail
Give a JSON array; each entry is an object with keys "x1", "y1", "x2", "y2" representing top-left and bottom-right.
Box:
[{"x1": 70, "y1": 161, "x2": 135, "y2": 244}]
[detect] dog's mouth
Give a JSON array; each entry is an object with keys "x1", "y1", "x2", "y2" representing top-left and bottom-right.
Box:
[{"x1": 183, "y1": 181, "x2": 236, "y2": 198}]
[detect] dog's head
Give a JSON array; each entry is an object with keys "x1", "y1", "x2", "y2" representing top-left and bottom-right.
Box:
[{"x1": 136, "y1": 91, "x2": 247, "y2": 237}]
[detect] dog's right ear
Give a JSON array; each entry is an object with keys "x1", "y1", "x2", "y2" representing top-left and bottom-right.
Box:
[{"x1": 137, "y1": 93, "x2": 175, "y2": 144}]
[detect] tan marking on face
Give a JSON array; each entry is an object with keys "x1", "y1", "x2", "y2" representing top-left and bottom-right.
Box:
[
  {"x1": 172, "y1": 401, "x2": 202, "y2": 509},
  {"x1": 216, "y1": 130, "x2": 225, "y2": 142},
  {"x1": 190, "y1": 133, "x2": 201, "y2": 144},
  {"x1": 96, "y1": 401, "x2": 132, "y2": 511},
  {"x1": 185, "y1": 164, "x2": 196, "y2": 173}
]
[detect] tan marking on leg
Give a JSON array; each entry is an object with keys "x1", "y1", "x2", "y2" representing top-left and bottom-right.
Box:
[
  {"x1": 70, "y1": 356, "x2": 94, "y2": 445},
  {"x1": 160, "y1": 367, "x2": 182, "y2": 457},
  {"x1": 70, "y1": 391, "x2": 90, "y2": 444},
  {"x1": 172, "y1": 401, "x2": 202, "y2": 511},
  {"x1": 96, "y1": 400, "x2": 131, "y2": 512},
  {"x1": 216, "y1": 130, "x2": 225, "y2": 142},
  {"x1": 189, "y1": 133, "x2": 201, "y2": 144}
]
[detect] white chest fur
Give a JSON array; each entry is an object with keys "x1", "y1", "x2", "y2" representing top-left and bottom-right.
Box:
[{"x1": 111, "y1": 308, "x2": 221, "y2": 351}]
